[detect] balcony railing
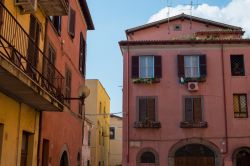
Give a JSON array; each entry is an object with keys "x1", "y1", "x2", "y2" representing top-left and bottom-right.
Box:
[{"x1": 0, "y1": 2, "x2": 64, "y2": 105}]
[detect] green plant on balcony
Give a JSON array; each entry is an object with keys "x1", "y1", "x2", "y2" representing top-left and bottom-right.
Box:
[{"x1": 132, "y1": 77, "x2": 160, "y2": 84}]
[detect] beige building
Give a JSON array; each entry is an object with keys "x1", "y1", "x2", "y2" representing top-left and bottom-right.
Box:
[
  {"x1": 109, "y1": 115, "x2": 122, "y2": 166},
  {"x1": 85, "y1": 79, "x2": 110, "y2": 166}
]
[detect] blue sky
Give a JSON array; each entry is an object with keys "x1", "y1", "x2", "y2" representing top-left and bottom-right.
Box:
[{"x1": 85, "y1": 0, "x2": 244, "y2": 115}]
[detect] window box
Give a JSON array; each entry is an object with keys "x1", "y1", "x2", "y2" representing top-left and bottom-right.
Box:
[
  {"x1": 134, "y1": 120, "x2": 161, "y2": 128},
  {"x1": 132, "y1": 78, "x2": 160, "y2": 84},
  {"x1": 180, "y1": 121, "x2": 208, "y2": 128}
]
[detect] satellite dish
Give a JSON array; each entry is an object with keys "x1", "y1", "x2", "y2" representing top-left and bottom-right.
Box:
[{"x1": 78, "y1": 85, "x2": 90, "y2": 98}]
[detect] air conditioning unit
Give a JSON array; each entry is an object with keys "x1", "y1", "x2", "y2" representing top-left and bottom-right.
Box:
[
  {"x1": 187, "y1": 82, "x2": 199, "y2": 91},
  {"x1": 15, "y1": 0, "x2": 37, "y2": 14}
]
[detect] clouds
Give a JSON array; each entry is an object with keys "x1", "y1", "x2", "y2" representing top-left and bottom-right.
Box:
[{"x1": 148, "y1": 0, "x2": 250, "y2": 37}]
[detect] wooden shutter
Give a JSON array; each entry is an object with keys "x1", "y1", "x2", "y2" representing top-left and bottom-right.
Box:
[
  {"x1": 184, "y1": 98, "x2": 193, "y2": 122},
  {"x1": 79, "y1": 32, "x2": 86, "y2": 75},
  {"x1": 177, "y1": 55, "x2": 185, "y2": 78},
  {"x1": 139, "y1": 98, "x2": 147, "y2": 121},
  {"x1": 147, "y1": 98, "x2": 155, "y2": 121},
  {"x1": 68, "y1": 7, "x2": 76, "y2": 38},
  {"x1": 131, "y1": 56, "x2": 139, "y2": 78},
  {"x1": 154, "y1": 56, "x2": 162, "y2": 78},
  {"x1": 193, "y1": 98, "x2": 202, "y2": 123},
  {"x1": 199, "y1": 55, "x2": 207, "y2": 77}
]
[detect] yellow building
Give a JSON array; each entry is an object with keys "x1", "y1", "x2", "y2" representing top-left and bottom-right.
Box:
[
  {"x1": 109, "y1": 115, "x2": 122, "y2": 166},
  {"x1": 0, "y1": 0, "x2": 66, "y2": 165},
  {"x1": 85, "y1": 79, "x2": 110, "y2": 166}
]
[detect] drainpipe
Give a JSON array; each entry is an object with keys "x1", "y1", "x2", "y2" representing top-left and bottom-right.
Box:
[
  {"x1": 221, "y1": 44, "x2": 228, "y2": 155},
  {"x1": 125, "y1": 33, "x2": 131, "y2": 165}
]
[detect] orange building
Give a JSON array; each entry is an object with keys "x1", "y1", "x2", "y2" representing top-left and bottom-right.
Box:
[{"x1": 38, "y1": 0, "x2": 94, "y2": 165}]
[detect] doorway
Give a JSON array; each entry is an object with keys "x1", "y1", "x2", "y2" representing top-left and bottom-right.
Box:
[{"x1": 175, "y1": 144, "x2": 215, "y2": 166}]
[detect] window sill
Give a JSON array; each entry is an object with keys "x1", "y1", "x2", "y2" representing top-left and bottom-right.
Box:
[
  {"x1": 132, "y1": 78, "x2": 160, "y2": 84},
  {"x1": 134, "y1": 121, "x2": 161, "y2": 128},
  {"x1": 180, "y1": 77, "x2": 206, "y2": 83},
  {"x1": 180, "y1": 121, "x2": 208, "y2": 128}
]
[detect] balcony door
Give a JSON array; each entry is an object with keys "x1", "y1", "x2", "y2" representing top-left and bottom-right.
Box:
[{"x1": 27, "y1": 15, "x2": 40, "y2": 78}]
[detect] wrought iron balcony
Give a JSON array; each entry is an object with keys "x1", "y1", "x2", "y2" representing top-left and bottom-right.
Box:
[
  {"x1": 38, "y1": 0, "x2": 69, "y2": 16},
  {"x1": 0, "y1": 2, "x2": 64, "y2": 111}
]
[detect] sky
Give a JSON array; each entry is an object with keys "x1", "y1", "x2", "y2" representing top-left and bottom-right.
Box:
[{"x1": 86, "y1": 0, "x2": 249, "y2": 116}]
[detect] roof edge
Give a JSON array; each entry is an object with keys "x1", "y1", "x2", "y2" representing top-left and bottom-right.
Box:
[{"x1": 126, "y1": 13, "x2": 242, "y2": 34}]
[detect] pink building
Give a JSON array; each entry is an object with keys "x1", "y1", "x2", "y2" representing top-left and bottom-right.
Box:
[{"x1": 119, "y1": 14, "x2": 250, "y2": 166}]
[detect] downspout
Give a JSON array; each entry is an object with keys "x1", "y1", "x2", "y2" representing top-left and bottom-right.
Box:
[
  {"x1": 221, "y1": 44, "x2": 228, "y2": 155},
  {"x1": 126, "y1": 33, "x2": 130, "y2": 165}
]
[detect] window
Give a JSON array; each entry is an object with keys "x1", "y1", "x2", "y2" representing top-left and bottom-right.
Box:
[
  {"x1": 132, "y1": 55, "x2": 162, "y2": 79},
  {"x1": 110, "y1": 127, "x2": 115, "y2": 139},
  {"x1": 78, "y1": 101, "x2": 82, "y2": 116},
  {"x1": 49, "y1": 16, "x2": 61, "y2": 35},
  {"x1": 0, "y1": 124, "x2": 3, "y2": 163},
  {"x1": 233, "y1": 94, "x2": 248, "y2": 118},
  {"x1": 77, "y1": 152, "x2": 81, "y2": 166},
  {"x1": 44, "y1": 44, "x2": 56, "y2": 85},
  {"x1": 99, "y1": 131, "x2": 102, "y2": 145},
  {"x1": 178, "y1": 55, "x2": 206, "y2": 81},
  {"x1": 174, "y1": 24, "x2": 182, "y2": 31},
  {"x1": 140, "y1": 152, "x2": 156, "y2": 163},
  {"x1": 231, "y1": 55, "x2": 245, "y2": 76},
  {"x1": 138, "y1": 97, "x2": 156, "y2": 122},
  {"x1": 21, "y1": 131, "x2": 34, "y2": 166},
  {"x1": 65, "y1": 68, "x2": 72, "y2": 106},
  {"x1": 68, "y1": 7, "x2": 76, "y2": 38},
  {"x1": 181, "y1": 96, "x2": 207, "y2": 128},
  {"x1": 88, "y1": 130, "x2": 91, "y2": 146},
  {"x1": 42, "y1": 139, "x2": 49, "y2": 166},
  {"x1": 79, "y1": 32, "x2": 86, "y2": 75},
  {"x1": 99, "y1": 102, "x2": 102, "y2": 114}
]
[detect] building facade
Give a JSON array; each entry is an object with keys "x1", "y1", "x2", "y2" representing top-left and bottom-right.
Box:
[
  {"x1": 85, "y1": 79, "x2": 110, "y2": 166},
  {"x1": 0, "y1": 0, "x2": 65, "y2": 165},
  {"x1": 38, "y1": 0, "x2": 94, "y2": 166},
  {"x1": 110, "y1": 115, "x2": 123, "y2": 166},
  {"x1": 120, "y1": 14, "x2": 250, "y2": 166},
  {"x1": 82, "y1": 117, "x2": 92, "y2": 166}
]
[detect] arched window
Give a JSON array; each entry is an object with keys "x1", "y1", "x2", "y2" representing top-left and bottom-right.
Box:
[
  {"x1": 60, "y1": 151, "x2": 69, "y2": 166},
  {"x1": 140, "y1": 151, "x2": 156, "y2": 163},
  {"x1": 233, "y1": 147, "x2": 250, "y2": 166}
]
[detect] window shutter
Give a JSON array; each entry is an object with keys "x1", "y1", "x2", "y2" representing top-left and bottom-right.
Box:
[
  {"x1": 131, "y1": 56, "x2": 139, "y2": 78},
  {"x1": 68, "y1": 8, "x2": 76, "y2": 38},
  {"x1": 177, "y1": 55, "x2": 185, "y2": 78},
  {"x1": 184, "y1": 98, "x2": 193, "y2": 122},
  {"x1": 79, "y1": 32, "x2": 86, "y2": 75},
  {"x1": 199, "y1": 55, "x2": 207, "y2": 77},
  {"x1": 154, "y1": 56, "x2": 162, "y2": 78},
  {"x1": 139, "y1": 98, "x2": 147, "y2": 121},
  {"x1": 193, "y1": 98, "x2": 202, "y2": 123},
  {"x1": 147, "y1": 98, "x2": 155, "y2": 121}
]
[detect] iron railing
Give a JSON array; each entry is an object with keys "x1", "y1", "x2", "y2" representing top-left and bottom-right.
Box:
[{"x1": 0, "y1": 2, "x2": 64, "y2": 102}]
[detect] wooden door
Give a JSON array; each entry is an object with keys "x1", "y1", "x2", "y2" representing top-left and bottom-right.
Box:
[
  {"x1": 42, "y1": 139, "x2": 49, "y2": 166},
  {"x1": 175, "y1": 156, "x2": 214, "y2": 166}
]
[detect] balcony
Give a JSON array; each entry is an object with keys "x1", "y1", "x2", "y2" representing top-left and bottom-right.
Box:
[
  {"x1": 134, "y1": 120, "x2": 161, "y2": 128},
  {"x1": 0, "y1": 2, "x2": 64, "y2": 111},
  {"x1": 38, "y1": 0, "x2": 69, "y2": 16}
]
